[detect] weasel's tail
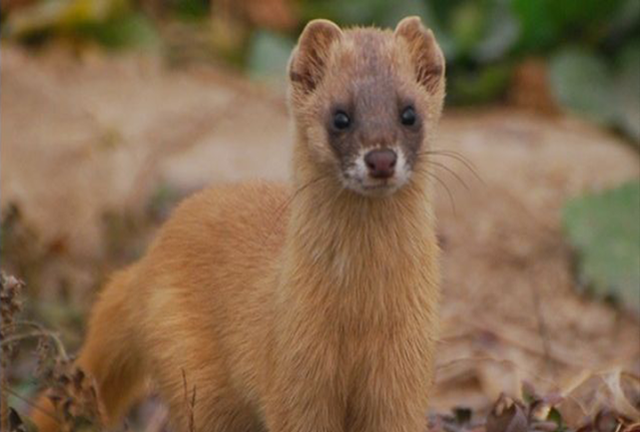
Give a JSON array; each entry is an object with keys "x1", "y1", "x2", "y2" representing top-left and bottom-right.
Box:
[{"x1": 31, "y1": 268, "x2": 147, "y2": 432}]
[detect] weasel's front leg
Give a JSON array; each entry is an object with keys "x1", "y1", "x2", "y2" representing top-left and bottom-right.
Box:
[
  {"x1": 264, "y1": 386, "x2": 344, "y2": 432},
  {"x1": 263, "y1": 323, "x2": 346, "y2": 432},
  {"x1": 345, "y1": 333, "x2": 434, "y2": 432},
  {"x1": 263, "y1": 369, "x2": 346, "y2": 431}
]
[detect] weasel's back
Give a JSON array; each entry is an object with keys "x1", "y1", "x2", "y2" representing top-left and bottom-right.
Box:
[
  {"x1": 132, "y1": 181, "x2": 291, "y2": 421},
  {"x1": 147, "y1": 181, "x2": 291, "y2": 271},
  {"x1": 140, "y1": 179, "x2": 292, "y2": 324},
  {"x1": 32, "y1": 181, "x2": 292, "y2": 432}
]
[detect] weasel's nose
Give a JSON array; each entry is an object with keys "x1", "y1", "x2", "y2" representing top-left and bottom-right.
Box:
[{"x1": 364, "y1": 149, "x2": 397, "y2": 179}]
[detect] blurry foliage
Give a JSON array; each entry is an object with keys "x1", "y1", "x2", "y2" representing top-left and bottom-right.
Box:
[
  {"x1": 562, "y1": 181, "x2": 640, "y2": 315},
  {"x1": 251, "y1": 0, "x2": 639, "y2": 145},
  {"x1": 549, "y1": 49, "x2": 619, "y2": 125},
  {"x1": 549, "y1": 44, "x2": 640, "y2": 143},
  {"x1": 74, "y1": 11, "x2": 158, "y2": 48},
  {"x1": 247, "y1": 29, "x2": 294, "y2": 82},
  {"x1": 1, "y1": 0, "x2": 158, "y2": 48},
  {"x1": 2, "y1": 0, "x2": 639, "y2": 143},
  {"x1": 173, "y1": 0, "x2": 208, "y2": 21}
]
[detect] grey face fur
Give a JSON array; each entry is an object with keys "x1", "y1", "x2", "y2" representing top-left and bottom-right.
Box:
[
  {"x1": 323, "y1": 31, "x2": 425, "y2": 197},
  {"x1": 325, "y1": 73, "x2": 424, "y2": 196}
]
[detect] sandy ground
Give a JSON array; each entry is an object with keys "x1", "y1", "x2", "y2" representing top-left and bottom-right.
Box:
[{"x1": 2, "y1": 43, "x2": 639, "y2": 423}]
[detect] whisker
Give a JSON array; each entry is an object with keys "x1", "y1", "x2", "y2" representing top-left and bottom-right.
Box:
[
  {"x1": 418, "y1": 149, "x2": 484, "y2": 184},
  {"x1": 415, "y1": 167, "x2": 457, "y2": 215},
  {"x1": 262, "y1": 175, "x2": 328, "y2": 245},
  {"x1": 428, "y1": 160, "x2": 469, "y2": 191}
]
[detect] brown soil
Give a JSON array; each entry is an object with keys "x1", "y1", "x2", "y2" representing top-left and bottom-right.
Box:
[{"x1": 1, "y1": 43, "x2": 639, "y2": 423}]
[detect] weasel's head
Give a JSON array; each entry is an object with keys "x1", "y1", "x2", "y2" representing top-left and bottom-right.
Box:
[{"x1": 288, "y1": 17, "x2": 445, "y2": 197}]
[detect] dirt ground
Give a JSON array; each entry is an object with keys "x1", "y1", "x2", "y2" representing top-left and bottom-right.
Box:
[{"x1": 1, "y1": 43, "x2": 639, "y2": 426}]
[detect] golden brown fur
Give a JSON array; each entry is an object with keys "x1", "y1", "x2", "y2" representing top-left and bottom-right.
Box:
[{"x1": 33, "y1": 16, "x2": 445, "y2": 432}]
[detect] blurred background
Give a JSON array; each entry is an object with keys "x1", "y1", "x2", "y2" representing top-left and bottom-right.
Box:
[
  {"x1": 1, "y1": 0, "x2": 639, "y2": 430},
  {"x1": 2, "y1": 0, "x2": 640, "y2": 134}
]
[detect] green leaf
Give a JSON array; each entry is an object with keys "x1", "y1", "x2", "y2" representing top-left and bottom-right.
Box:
[
  {"x1": 4, "y1": 0, "x2": 128, "y2": 38},
  {"x1": 511, "y1": 0, "x2": 560, "y2": 51},
  {"x1": 301, "y1": 0, "x2": 384, "y2": 26},
  {"x1": 76, "y1": 11, "x2": 159, "y2": 49},
  {"x1": 381, "y1": 0, "x2": 456, "y2": 60},
  {"x1": 511, "y1": 0, "x2": 623, "y2": 50},
  {"x1": 449, "y1": 1, "x2": 485, "y2": 56},
  {"x1": 448, "y1": 62, "x2": 512, "y2": 105},
  {"x1": 613, "y1": 42, "x2": 640, "y2": 144},
  {"x1": 173, "y1": 0, "x2": 209, "y2": 21},
  {"x1": 562, "y1": 181, "x2": 640, "y2": 314},
  {"x1": 378, "y1": 0, "x2": 430, "y2": 28},
  {"x1": 247, "y1": 30, "x2": 295, "y2": 81},
  {"x1": 547, "y1": 407, "x2": 567, "y2": 432},
  {"x1": 4, "y1": 0, "x2": 158, "y2": 50},
  {"x1": 549, "y1": 48, "x2": 617, "y2": 125},
  {"x1": 473, "y1": 2, "x2": 520, "y2": 63},
  {"x1": 547, "y1": 0, "x2": 622, "y2": 31},
  {"x1": 607, "y1": 0, "x2": 640, "y2": 39}
]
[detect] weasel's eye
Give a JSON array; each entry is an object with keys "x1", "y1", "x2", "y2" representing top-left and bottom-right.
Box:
[
  {"x1": 333, "y1": 111, "x2": 351, "y2": 130},
  {"x1": 400, "y1": 106, "x2": 416, "y2": 126}
]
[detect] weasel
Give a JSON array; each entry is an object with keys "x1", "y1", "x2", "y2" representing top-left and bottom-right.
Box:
[{"x1": 33, "y1": 16, "x2": 446, "y2": 432}]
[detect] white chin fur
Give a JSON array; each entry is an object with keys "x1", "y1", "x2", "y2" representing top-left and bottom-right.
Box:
[{"x1": 341, "y1": 147, "x2": 411, "y2": 197}]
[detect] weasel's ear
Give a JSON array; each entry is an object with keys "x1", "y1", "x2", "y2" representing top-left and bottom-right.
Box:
[
  {"x1": 394, "y1": 16, "x2": 445, "y2": 93},
  {"x1": 288, "y1": 19, "x2": 343, "y2": 94}
]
